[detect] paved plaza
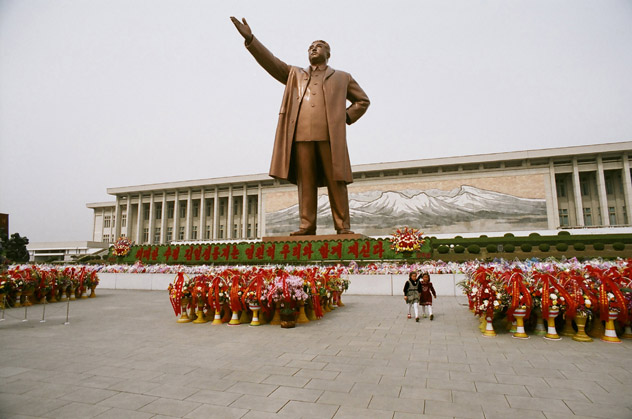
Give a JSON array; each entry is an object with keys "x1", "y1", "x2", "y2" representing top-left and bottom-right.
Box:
[{"x1": 1, "y1": 290, "x2": 631, "y2": 419}]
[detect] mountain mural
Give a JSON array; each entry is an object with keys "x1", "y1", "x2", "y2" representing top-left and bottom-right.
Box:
[{"x1": 265, "y1": 185, "x2": 548, "y2": 235}]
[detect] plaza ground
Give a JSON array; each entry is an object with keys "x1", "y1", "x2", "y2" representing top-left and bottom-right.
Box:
[{"x1": 0, "y1": 290, "x2": 631, "y2": 418}]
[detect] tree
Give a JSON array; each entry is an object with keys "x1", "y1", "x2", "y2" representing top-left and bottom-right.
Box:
[{"x1": 1, "y1": 233, "x2": 30, "y2": 263}]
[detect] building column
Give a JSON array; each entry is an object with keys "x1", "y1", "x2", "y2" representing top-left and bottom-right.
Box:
[
  {"x1": 92, "y1": 210, "x2": 97, "y2": 241},
  {"x1": 109, "y1": 207, "x2": 115, "y2": 240},
  {"x1": 548, "y1": 161, "x2": 559, "y2": 229},
  {"x1": 257, "y1": 183, "x2": 263, "y2": 238},
  {"x1": 213, "y1": 188, "x2": 219, "y2": 240},
  {"x1": 227, "y1": 186, "x2": 234, "y2": 239},
  {"x1": 148, "y1": 193, "x2": 155, "y2": 244},
  {"x1": 174, "y1": 190, "x2": 180, "y2": 241},
  {"x1": 135, "y1": 194, "x2": 142, "y2": 244},
  {"x1": 199, "y1": 188, "x2": 206, "y2": 241},
  {"x1": 622, "y1": 153, "x2": 632, "y2": 224},
  {"x1": 126, "y1": 194, "x2": 132, "y2": 241},
  {"x1": 242, "y1": 185, "x2": 248, "y2": 238},
  {"x1": 572, "y1": 158, "x2": 584, "y2": 227},
  {"x1": 114, "y1": 196, "x2": 122, "y2": 239},
  {"x1": 186, "y1": 189, "x2": 193, "y2": 240},
  {"x1": 596, "y1": 156, "x2": 610, "y2": 226},
  {"x1": 160, "y1": 193, "x2": 167, "y2": 244}
]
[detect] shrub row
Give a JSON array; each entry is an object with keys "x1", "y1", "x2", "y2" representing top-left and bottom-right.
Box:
[{"x1": 431, "y1": 235, "x2": 627, "y2": 255}]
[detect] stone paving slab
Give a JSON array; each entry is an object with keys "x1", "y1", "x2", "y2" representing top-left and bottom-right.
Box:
[{"x1": 1, "y1": 289, "x2": 631, "y2": 418}]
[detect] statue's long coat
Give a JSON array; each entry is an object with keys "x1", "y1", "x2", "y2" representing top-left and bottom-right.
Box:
[{"x1": 245, "y1": 36, "x2": 370, "y2": 186}]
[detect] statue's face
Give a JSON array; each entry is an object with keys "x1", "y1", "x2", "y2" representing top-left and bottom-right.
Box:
[{"x1": 308, "y1": 41, "x2": 329, "y2": 65}]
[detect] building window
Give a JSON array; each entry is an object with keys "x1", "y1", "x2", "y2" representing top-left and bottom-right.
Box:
[
  {"x1": 219, "y1": 200, "x2": 225, "y2": 216},
  {"x1": 144, "y1": 204, "x2": 150, "y2": 220},
  {"x1": 205, "y1": 226, "x2": 211, "y2": 240},
  {"x1": 234, "y1": 198, "x2": 241, "y2": 215},
  {"x1": 103, "y1": 234, "x2": 110, "y2": 243},
  {"x1": 558, "y1": 209, "x2": 569, "y2": 227},
  {"x1": 179, "y1": 201, "x2": 187, "y2": 219},
  {"x1": 143, "y1": 228, "x2": 149, "y2": 243},
  {"x1": 205, "y1": 199, "x2": 212, "y2": 216},
  {"x1": 605, "y1": 177, "x2": 614, "y2": 195},
  {"x1": 247, "y1": 223, "x2": 252, "y2": 238},
  {"x1": 219, "y1": 226, "x2": 224, "y2": 239},
  {"x1": 556, "y1": 180, "x2": 566, "y2": 198},
  {"x1": 103, "y1": 215, "x2": 111, "y2": 228},
  {"x1": 155, "y1": 203, "x2": 162, "y2": 220},
  {"x1": 121, "y1": 213, "x2": 127, "y2": 227},
  {"x1": 179, "y1": 226, "x2": 185, "y2": 240},
  {"x1": 193, "y1": 201, "x2": 199, "y2": 217},
  {"x1": 583, "y1": 208, "x2": 592, "y2": 226},
  {"x1": 167, "y1": 202, "x2": 174, "y2": 219},
  {"x1": 166, "y1": 227, "x2": 173, "y2": 242},
  {"x1": 580, "y1": 177, "x2": 590, "y2": 196},
  {"x1": 191, "y1": 225, "x2": 198, "y2": 240},
  {"x1": 233, "y1": 224, "x2": 239, "y2": 238},
  {"x1": 154, "y1": 228, "x2": 161, "y2": 243},
  {"x1": 609, "y1": 207, "x2": 617, "y2": 225}
]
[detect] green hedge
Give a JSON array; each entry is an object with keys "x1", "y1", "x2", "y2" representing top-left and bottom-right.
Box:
[
  {"x1": 593, "y1": 243, "x2": 605, "y2": 251},
  {"x1": 504, "y1": 244, "x2": 515, "y2": 253},
  {"x1": 454, "y1": 245, "x2": 465, "y2": 254},
  {"x1": 573, "y1": 242, "x2": 586, "y2": 251},
  {"x1": 555, "y1": 242, "x2": 569, "y2": 251},
  {"x1": 539, "y1": 243, "x2": 550, "y2": 252},
  {"x1": 486, "y1": 244, "x2": 498, "y2": 253},
  {"x1": 521, "y1": 243, "x2": 532, "y2": 252},
  {"x1": 467, "y1": 244, "x2": 481, "y2": 254},
  {"x1": 437, "y1": 245, "x2": 450, "y2": 254},
  {"x1": 613, "y1": 242, "x2": 625, "y2": 251}
]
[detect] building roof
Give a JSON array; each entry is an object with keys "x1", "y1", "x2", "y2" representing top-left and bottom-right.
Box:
[{"x1": 104, "y1": 141, "x2": 632, "y2": 195}]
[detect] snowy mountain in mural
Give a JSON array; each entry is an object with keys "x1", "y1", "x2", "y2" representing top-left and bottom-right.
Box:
[{"x1": 266, "y1": 185, "x2": 548, "y2": 235}]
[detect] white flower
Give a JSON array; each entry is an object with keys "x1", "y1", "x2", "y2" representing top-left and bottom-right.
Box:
[
  {"x1": 496, "y1": 293, "x2": 502, "y2": 300},
  {"x1": 585, "y1": 299, "x2": 592, "y2": 307},
  {"x1": 471, "y1": 287, "x2": 478, "y2": 293},
  {"x1": 550, "y1": 293, "x2": 557, "y2": 300},
  {"x1": 493, "y1": 300, "x2": 500, "y2": 307},
  {"x1": 491, "y1": 285, "x2": 497, "y2": 291}
]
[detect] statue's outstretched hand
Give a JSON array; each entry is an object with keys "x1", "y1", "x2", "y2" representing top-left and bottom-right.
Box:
[{"x1": 230, "y1": 17, "x2": 253, "y2": 43}]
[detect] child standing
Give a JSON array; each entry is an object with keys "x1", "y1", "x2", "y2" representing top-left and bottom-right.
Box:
[
  {"x1": 403, "y1": 272, "x2": 422, "y2": 322},
  {"x1": 419, "y1": 273, "x2": 437, "y2": 320}
]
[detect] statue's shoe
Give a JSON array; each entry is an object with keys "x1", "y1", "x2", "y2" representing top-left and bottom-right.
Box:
[{"x1": 290, "y1": 229, "x2": 316, "y2": 236}]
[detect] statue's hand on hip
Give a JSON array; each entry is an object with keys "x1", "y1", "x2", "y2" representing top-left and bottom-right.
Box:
[{"x1": 230, "y1": 17, "x2": 253, "y2": 43}]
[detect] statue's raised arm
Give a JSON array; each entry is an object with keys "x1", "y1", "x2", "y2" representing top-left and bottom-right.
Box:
[{"x1": 230, "y1": 17, "x2": 253, "y2": 44}]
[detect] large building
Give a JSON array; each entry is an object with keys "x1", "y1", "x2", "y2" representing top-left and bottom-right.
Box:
[{"x1": 88, "y1": 142, "x2": 632, "y2": 244}]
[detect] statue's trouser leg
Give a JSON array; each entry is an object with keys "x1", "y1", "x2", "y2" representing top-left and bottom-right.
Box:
[
  {"x1": 315, "y1": 141, "x2": 350, "y2": 231},
  {"x1": 295, "y1": 141, "x2": 351, "y2": 232},
  {"x1": 295, "y1": 142, "x2": 319, "y2": 232}
]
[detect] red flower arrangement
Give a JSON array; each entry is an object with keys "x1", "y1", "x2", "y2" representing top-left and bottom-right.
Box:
[
  {"x1": 112, "y1": 237, "x2": 132, "y2": 257},
  {"x1": 389, "y1": 227, "x2": 425, "y2": 253}
]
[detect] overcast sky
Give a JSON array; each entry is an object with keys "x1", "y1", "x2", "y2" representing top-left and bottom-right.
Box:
[{"x1": 1, "y1": 0, "x2": 631, "y2": 243}]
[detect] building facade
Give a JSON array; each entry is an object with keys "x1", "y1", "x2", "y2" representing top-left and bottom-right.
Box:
[{"x1": 88, "y1": 142, "x2": 632, "y2": 244}]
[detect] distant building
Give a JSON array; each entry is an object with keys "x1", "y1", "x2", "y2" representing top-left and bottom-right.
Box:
[
  {"x1": 87, "y1": 141, "x2": 632, "y2": 244},
  {"x1": 27, "y1": 241, "x2": 110, "y2": 263}
]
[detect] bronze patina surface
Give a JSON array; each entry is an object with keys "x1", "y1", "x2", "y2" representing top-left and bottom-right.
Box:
[{"x1": 231, "y1": 17, "x2": 370, "y2": 236}]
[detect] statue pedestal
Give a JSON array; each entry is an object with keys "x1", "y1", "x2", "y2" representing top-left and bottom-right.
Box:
[{"x1": 262, "y1": 234, "x2": 366, "y2": 243}]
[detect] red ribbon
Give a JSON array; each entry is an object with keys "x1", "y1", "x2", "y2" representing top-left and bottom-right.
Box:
[{"x1": 169, "y1": 272, "x2": 184, "y2": 316}]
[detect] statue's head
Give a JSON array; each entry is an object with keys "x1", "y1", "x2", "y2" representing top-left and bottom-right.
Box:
[{"x1": 308, "y1": 40, "x2": 330, "y2": 65}]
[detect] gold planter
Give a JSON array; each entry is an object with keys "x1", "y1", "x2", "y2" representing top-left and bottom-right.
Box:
[{"x1": 572, "y1": 313, "x2": 592, "y2": 342}]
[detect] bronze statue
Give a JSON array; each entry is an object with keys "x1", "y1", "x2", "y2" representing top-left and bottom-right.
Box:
[{"x1": 230, "y1": 17, "x2": 370, "y2": 236}]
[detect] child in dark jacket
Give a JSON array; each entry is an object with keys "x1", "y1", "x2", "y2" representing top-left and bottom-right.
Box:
[
  {"x1": 419, "y1": 273, "x2": 437, "y2": 320},
  {"x1": 403, "y1": 272, "x2": 422, "y2": 322}
]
